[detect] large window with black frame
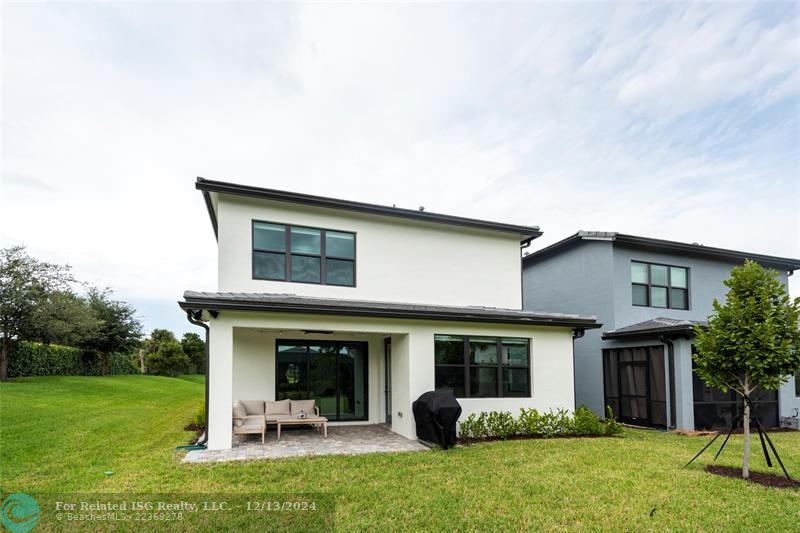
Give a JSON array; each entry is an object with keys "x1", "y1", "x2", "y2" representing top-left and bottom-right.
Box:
[
  {"x1": 434, "y1": 335, "x2": 530, "y2": 398},
  {"x1": 631, "y1": 261, "x2": 689, "y2": 310},
  {"x1": 252, "y1": 221, "x2": 356, "y2": 286}
]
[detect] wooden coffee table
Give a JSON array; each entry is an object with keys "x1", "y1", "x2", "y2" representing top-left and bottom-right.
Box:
[{"x1": 273, "y1": 416, "x2": 328, "y2": 441}]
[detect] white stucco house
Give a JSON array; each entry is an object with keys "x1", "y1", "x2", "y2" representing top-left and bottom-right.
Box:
[{"x1": 179, "y1": 177, "x2": 600, "y2": 450}]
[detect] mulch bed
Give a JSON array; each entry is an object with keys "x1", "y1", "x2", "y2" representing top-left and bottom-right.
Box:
[
  {"x1": 705, "y1": 465, "x2": 800, "y2": 489},
  {"x1": 458, "y1": 434, "x2": 615, "y2": 445},
  {"x1": 184, "y1": 422, "x2": 204, "y2": 443}
]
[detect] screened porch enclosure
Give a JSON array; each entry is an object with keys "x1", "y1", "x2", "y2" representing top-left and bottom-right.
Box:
[
  {"x1": 603, "y1": 346, "x2": 668, "y2": 428},
  {"x1": 276, "y1": 340, "x2": 368, "y2": 421}
]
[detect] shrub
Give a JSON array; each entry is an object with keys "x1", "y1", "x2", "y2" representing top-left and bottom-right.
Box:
[
  {"x1": 603, "y1": 406, "x2": 624, "y2": 436},
  {"x1": 146, "y1": 340, "x2": 190, "y2": 377},
  {"x1": 518, "y1": 408, "x2": 574, "y2": 437},
  {"x1": 8, "y1": 340, "x2": 139, "y2": 377},
  {"x1": 485, "y1": 411, "x2": 518, "y2": 439},
  {"x1": 460, "y1": 406, "x2": 623, "y2": 441},
  {"x1": 193, "y1": 401, "x2": 206, "y2": 430},
  {"x1": 459, "y1": 413, "x2": 489, "y2": 439},
  {"x1": 572, "y1": 405, "x2": 604, "y2": 436}
]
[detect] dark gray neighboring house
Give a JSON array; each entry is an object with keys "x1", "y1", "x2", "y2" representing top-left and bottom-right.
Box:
[{"x1": 522, "y1": 231, "x2": 800, "y2": 431}]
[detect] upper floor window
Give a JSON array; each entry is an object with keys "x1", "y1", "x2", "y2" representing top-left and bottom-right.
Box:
[
  {"x1": 631, "y1": 261, "x2": 689, "y2": 310},
  {"x1": 252, "y1": 221, "x2": 355, "y2": 286},
  {"x1": 434, "y1": 334, "x2": 530, "y2": 398}
]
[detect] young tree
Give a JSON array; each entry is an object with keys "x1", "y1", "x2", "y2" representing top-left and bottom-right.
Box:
[
  {"x1": 693, "y1": 260, "x2": 800, "y2": 479},
  {"x1": 0, "y1": 246, "x2": 74, "y2": 380},
  {"x1": 181, "y1": 332, "x2": 206, "y2": 374},
  {"x1": 146, "y1": 340, "x2": 190, "y2": 377},
  {"x1": 80, "y1": 287, "x2": 143, "y2": 375}
]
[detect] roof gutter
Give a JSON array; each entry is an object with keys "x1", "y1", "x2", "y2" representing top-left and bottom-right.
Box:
[
  {"x1": 179, "y1": 297, "x2": 601, "y2": 329},
  {"x1": 602, "y1": 325, "x2": 697, "y2": 340}
]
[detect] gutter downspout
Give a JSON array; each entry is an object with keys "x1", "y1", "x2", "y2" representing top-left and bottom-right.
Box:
[
  {"x1": 187, "y1": 309, "x2": 210, "y2": 447},
  {"x1": 572, "y1": 328, "x2": 585, "y2": 412},
  {"x1": 659, "y1": 335, "x2": 677, "y2": 429}
]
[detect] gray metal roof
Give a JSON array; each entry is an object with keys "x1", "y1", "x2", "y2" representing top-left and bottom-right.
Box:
[
  {"x1": 523, "y1": 231, "x2": 800, "y2": 271},
  {"x1": 180, "y1": 291, "x2": 601, "y2": 329},
  {"x1": 196, "y1": 177, "x2": 543, "y2": 243},
  {"x1": 602, "y1": 317, "x2": 706, "y2": 340}
]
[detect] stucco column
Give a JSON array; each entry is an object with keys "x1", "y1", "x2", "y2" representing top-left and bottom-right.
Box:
[
  {"x1": 407, "y1": 329, "x2": 435, "y2": 408},
  {"x1": 389, "y1": 333, "x2": 413, "y2": 439},
  {"x1": 672, "y1": 339, "x2": 695, "y2": 430},
  {"x1": 207, "y1": 320, "x2": 233, "y2": 450}
]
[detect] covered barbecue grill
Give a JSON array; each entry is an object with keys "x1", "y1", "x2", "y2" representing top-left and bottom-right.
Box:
[{"x1": 412, "y1": 390, "x2": 462, "y2": 449}]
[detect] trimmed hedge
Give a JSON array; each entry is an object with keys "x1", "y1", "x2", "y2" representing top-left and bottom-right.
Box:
[
  {"x1": 8, "y1": 341, "x2": 139, "y2": 377},
  {"x1": 459, "y1": 406, "x2": 623, "y2": 440}
]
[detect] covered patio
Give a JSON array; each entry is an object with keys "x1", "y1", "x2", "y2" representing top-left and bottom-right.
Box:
[{"x1": 183, "y1": 424, "x2": 429, "y2": 463}]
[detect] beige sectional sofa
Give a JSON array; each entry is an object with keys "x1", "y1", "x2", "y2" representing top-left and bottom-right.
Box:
[{"x1": 232, "y1": 399, "x2": 325, "y2": 443}]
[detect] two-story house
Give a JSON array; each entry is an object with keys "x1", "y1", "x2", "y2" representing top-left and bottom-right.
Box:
[
  {"x1": 180, "y1": 178, "x2": 600, "y2": 451},
  {"x1": 522, "y1": 231, "x2": 800, "y2": 432}
]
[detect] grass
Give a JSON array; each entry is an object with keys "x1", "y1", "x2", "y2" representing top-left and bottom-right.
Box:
[
  {"x1": 176, "y1": 374, "x2": 206, "y2": 384},
  {"x1": 1, "y1": 375, "x2": 799, "y2": 531}
]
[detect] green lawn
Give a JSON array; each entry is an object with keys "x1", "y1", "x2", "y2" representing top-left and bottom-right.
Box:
[{"x1": 1, "y1": 376, "x2": 799, "y2": 531}]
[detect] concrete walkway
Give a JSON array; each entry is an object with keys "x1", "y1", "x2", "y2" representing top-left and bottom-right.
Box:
[{"x1": 183, "y1": 424, "x2": 429, "y2": 463}]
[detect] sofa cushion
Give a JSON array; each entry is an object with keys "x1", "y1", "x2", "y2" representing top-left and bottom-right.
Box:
[
  {"x1": 265, "y1": 399, "x2": 291, "y2": 416},
  {"x1": 291, "y1": 399, "x2": 316, "y2": 417},
  {"x1": 232, "y1": 402, "x2": 246, "y2": 427},
  {"x1": 265, "y1": 414, "x2": 295, "y2": 422},
  {"x1": 239, "y1": 400, "x2": 265, "y2": 415},
  {"x1": 241, "y1": 417, "x2": 265, "y2": 429}
]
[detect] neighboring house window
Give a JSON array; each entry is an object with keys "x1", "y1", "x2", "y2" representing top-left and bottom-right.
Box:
[
  {"x1": 796, "y1": 372, "x2": 800, "y2": 397},
  {"x1": 252, "y1": 221, "x2": 356, "y2": 286},
  {"x1": 631, "y1": 261, "x2": 689, "y2": 309},
  {"x1": 434, "y1": 335, "x2": 530, "y2": 398}
]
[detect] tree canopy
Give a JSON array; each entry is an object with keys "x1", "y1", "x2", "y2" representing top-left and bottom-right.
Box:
[
  {"x1": 181, "y1": 332, "x2": 206, "y2": 374},
  {"x1": 146, "y1": 340, "x2": 191, "y2": 377},
  {"x1": 0, "y1": 246, "x2": 75, "y2": 379}
]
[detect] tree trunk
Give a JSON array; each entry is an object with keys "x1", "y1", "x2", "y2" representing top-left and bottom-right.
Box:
[
  {"x1": 742, "y1": 379, "x2": 751, "y2": 480},
  {"x1": 0, "y1": 337, "x2": 8, "y2": 381},
  {"x1": 101, "y1": 352, "x2": 108, "y2": 376}
]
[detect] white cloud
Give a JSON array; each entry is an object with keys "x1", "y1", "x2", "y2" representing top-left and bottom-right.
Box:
[{"x1": 1, "y1": 2, "x2": 798, "y2": 333}]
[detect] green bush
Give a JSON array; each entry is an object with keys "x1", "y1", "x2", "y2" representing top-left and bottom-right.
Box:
[
  {"x1": 459, "y1": 413, "x2": 489, "y2": 439},
  {"x1": 485, "y1": 411, "x2": 518, "y2": 439},
  {"x1": 460, "y1": 406, "x2": 622, "y2": 441},
  {"x1": 193, "y1": 401, "x2": 206, "y2": 430},
  {"x1": 8, "y1": 341, "x2": 139, "y2": 377},
  {"x1": 146, "y1": 340, "x2": 190, "y2": 377},
  {"x1": 603, "y1": 406, "x2": 624, "y2": 436},
  {"x1": 518, "y1": 408, "x2": 574, "y2": 437},
  {"x1": 572, "y1": 405, "x2": 604, "y2": 436}
]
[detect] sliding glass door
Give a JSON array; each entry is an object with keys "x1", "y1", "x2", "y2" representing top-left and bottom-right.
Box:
[{"x1": 276, "y1": 340, "x2": 367, "y2": 421}]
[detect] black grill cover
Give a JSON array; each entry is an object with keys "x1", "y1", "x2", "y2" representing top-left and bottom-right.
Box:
[{"x1": 412, "y1": 390, "x2": 462, "y2": 449}]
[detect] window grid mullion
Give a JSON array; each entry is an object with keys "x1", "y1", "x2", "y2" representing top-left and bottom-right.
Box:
[
  {"x1": 496, "y1": 338, "x2": 503, "y2": 398},
  {"x1": 284, "y1": 226, "x2": 291, "y2": 281},
  {"x1": 320, "y1": 229, "x2": 327, "y2": 284},
  {"x1": 463, "y1": 337, "x2": 470, "y2": 398}
]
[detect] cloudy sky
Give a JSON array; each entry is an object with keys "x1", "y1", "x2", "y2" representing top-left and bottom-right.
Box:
[{"x1": 2, "y1": 2, "x2": 798, "y2": 336}]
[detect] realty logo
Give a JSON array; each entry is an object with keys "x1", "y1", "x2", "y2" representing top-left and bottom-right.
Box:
[{"x1": 0, "y1": 493, "x2": 40, "y2": 533}]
